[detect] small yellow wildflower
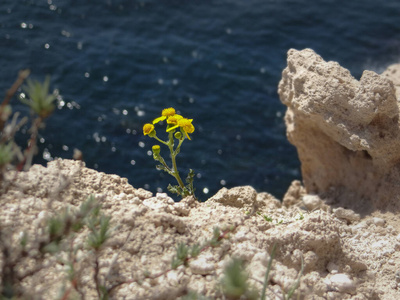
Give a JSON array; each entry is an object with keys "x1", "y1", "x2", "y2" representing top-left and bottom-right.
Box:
[
  {"x1": 143, "y1": 123, "x2": 155, "y2": 135},
  {"x1": 168, "y1": 118, "x2": 195, "y2": 140},
  {"x1": 153, "y1": 107, "x2": 176, "y2": 124},
  {"x1": 142, "y1": 107, "x2": 197, "y2": 199},
  {"x1": 167, "y1": 114, "x2": 183, "y2": 125}
]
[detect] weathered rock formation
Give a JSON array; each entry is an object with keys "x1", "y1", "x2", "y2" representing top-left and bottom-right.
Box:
[
  {"x1": 1, "y1": 158, "x2": 400, "y2": 299},
  {"x1": 278, "y1": 48, "x2": 400, "y2": 213}
]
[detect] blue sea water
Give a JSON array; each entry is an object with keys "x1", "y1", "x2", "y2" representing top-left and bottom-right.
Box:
[{"x1": 1, "y1": 0, "x2": 400, "y2": 200}]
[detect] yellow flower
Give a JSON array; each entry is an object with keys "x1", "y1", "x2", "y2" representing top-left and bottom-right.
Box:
[
  {"x1": 143, "y1": 123, "x2": 155, "y2": 136},
  {"x1": 167, "y1": 118, "x2": 195, "y2": 140},
  {"x1": 153, "y1": 107, "x2": 176, "y2": 124},
  {"x1": 167, "y1": 114, "x2": 183, "y2": 125}
]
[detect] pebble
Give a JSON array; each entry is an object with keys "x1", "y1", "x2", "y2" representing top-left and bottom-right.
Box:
[
  {"x1": 142, "y1": 198, "x2": 168, "y2": 211},
  {"x1": 325, "y1": 273, "x2": 356, "y2": 294},
  {"x1": 115, "y1": 192, "x2": 127, "y2": 201},
  {"x1": 173, "y1": 202, "x2": 190, "y2": 216},
  {"x1": 166, "y1": 270, "x2": 181, "y2": 286},
  {"x1": 326, "y1": 261, "x2": 339, "y2": 274},
  {"x1": 372, "y1": 217, "x2": 386, "y2": 227},
  {"x1": 37, "y1": 210, "x2": 49, "y2": 225},
  {"x1": 135, "y1": 188, "x2": 153, "y2": 199},
  {"x1": 333, "y1": 208, "x2": 360, "y2": 223},
  {"x1": 302, "y1": 194, "x2": 322, "y2": 211},
  {"x1": 156, "y1": 193, "x2": 174, "y2": 204},
  {"x1": 350, "y1": 221, "x2": 368, "y2": 234},
  {"x1": 189, "y1": 255, "x2": 215, "y2": 275},
  {"x1": 129, "y1": 197, "x2": 142, "y2": 205},
  {"x1": 233, "y1": 228, "x2": 250, "y2": 242}
]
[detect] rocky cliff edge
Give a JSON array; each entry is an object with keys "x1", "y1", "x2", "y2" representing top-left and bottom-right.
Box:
[{"x1": 1, "y1": 49, "x2": 400, "y2": 299}]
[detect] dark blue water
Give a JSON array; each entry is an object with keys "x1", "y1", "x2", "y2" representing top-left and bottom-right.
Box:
[{"x1": 1, "y1": 1, "x2": 400, "y2": 200}]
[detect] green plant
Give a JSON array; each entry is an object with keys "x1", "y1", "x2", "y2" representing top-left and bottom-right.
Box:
[
  {"x1": 263, "y1": 215, "x2": 273, "y2": 222},
  {"x1": 20, "y1": 75, "x2": 56, "y2": 119},
  {"x1": 143, "y1": 107, "x2": 196, "y2": 200},
  {"x1": 0, "y1": 194, "x2": 113, "y2": 299},
  {"x1": 0, "y1": 70, "x2": 57, "y2": 174},
  {"x1": 220, "y1": 258, "x2": 259, "y2": 300}
]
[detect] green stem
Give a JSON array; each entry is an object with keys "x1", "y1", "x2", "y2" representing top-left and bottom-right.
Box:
[
  {"x1": 157, "y1": 155, "x2": 172, "y2": 173},
  {"x1": 153, "y1": 135, "x2": 169, "y2": 146},
  {"x1": 167, "y1": 131, "x2": 185, "y2": 190},
  {"x1": 174, "y1": 137, "x2": 185, "y2": 156},
  {"x1": 170, "y1": 150, "x2": 185, "y2": 189}
]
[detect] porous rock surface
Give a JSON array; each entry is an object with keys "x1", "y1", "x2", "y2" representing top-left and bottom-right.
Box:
[
  {"x1": 1, "y1": 159, "x2": 400, "y2": 299},
  {"x1": 279, "y1": 48, "x2": 400, "y2": 214}
]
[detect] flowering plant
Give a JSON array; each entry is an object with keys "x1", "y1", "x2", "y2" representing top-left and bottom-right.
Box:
[{"x1": 143, "y1": 107, "x2": 196, "y2": 199}]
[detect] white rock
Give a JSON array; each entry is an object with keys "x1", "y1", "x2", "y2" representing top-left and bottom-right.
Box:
[
  {"x1": 166, "y1": 270, "x2": 181, "y2": 286},
  {"x1": 325, "y1": 273, "x2": 356, "y2": 294},
  {"x1": 326, "y1": 261, "x2": 339, "y2": 274},
  {"x1": 142, "y1": 198, "x2": 168, "y2": 211},
  {"x1": 115, "y1": 192, "x2": 127, "y2": 201},
  {"x1": 130, "y1": 196, "x2": 142, "y2": 205},
  {"x1": 372, "y1": 217, "x2": 386, "y2": 227},
  {"x1": 156, "y1": 192, "x2": 174, "y2": 203},
  {"x1": 173, "y1": 202, "x2": 190, "y2": 216},
  {"x1": 37, "y1": 210, "x2": 49, "y2": 226},
  {"x1": 189, "y1": 255, "x2": 215, "y2": 275},
  {"x1": 302, "y1": 194, "x2": 322, "y2": 210},
  {"x1": 333, "y1": 208, "x2": 360, "y2": 223},
  {"x1": 350, "y1": 221, "x2": 368, "y2": 234},
  {"x1": 233, "y1": 228, "x2": 250, "y2": 242},
  {"x1": 232, "y1": 242, "x2": 257, "y2": 261},
  {"x1": 303, "y1": 251, "x2": 319, "y2": 269},
  {"x1": 252, "y1": 251, "x2": 271, "y2": 267},
  {"x1": 135, "y1": 188, "x2": 153, "y2": 199},
  {"x1": 371, "y1": 239, "x2": 390, "y2": 250}
]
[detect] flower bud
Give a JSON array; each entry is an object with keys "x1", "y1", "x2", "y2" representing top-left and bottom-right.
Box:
[
  {"x1": 152, "y1": 145, "x2": 161, "y2": 155},
  {"x1": 174, "y1": 132, "x2": 182, "y2": 140}
]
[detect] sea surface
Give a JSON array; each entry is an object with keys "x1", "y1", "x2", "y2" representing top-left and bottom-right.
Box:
[{"x1": 1, "y1": 0, "x2": 400, "y2": 200}]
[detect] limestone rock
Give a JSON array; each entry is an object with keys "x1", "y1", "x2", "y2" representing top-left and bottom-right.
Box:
[
  {"x1": 324, "y1": 273, "x2": 356, "y2": 294},
  {"x1": 278, "y1": 48, "x2": 400, "y2": 212},
  {"x1": 282, "y1": 180, "x2": 306, "y2": 207},
  {"x1": 333, "y1": 207, "x2": 361, "y2": 223},
  {"x1": 302, "y1": 194, "x2": 322, "y2": 211},
  {"x1": 208, "y1": 185, "x2": 258, "y2": 209}
]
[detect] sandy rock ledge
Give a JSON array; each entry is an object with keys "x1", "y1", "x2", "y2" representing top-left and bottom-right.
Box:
[{"x1": 0, "y1": 158, "x2": 399, "y2": 299}]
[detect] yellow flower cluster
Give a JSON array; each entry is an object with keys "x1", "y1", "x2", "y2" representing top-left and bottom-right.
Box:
[
  {"x1": 143, "y1": 107, "x2": 195, "y2": 140},
  {"x1": 142, "y1": 107, "x2": 197, "y2": 199}
]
